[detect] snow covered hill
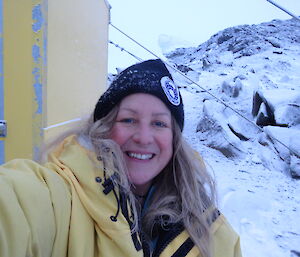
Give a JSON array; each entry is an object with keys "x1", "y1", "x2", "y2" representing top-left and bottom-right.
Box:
[{"x1": 164, "y1": 18, "x2": 300, "y2": 257}]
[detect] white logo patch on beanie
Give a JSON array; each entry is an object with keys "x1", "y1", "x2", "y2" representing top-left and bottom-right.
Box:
[{"x1": 160, "y1": 76, "x2": 180, "y2": 106}]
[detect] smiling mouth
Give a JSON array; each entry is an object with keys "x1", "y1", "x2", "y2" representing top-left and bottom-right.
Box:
[{"x1": 126, "y1": 152, "x2": 154, "y2": 160}]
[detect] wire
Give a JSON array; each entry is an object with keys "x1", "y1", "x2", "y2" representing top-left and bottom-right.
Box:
[
  {"x1": 109, "y1": 40, "x2": 143, "y2": 62},
  {"x1": 266, "y1": 0, "x2": 300, "y2": 21},
  {"x1": 109, "y1": 23, "x2": 299, "y2": 158}
]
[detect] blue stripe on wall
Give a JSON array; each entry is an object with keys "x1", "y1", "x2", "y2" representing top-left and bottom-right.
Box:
[{"x1": 0, "y1": 0, "x2": 4, "y2": 164}]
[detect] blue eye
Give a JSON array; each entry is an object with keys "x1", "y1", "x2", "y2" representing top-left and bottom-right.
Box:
[
  {"x1": 153, "y1": 121, "x2": 167, "y2": 128},
  {"x1": 119, "y1": 118, "x2": 135, "y2": 124}
]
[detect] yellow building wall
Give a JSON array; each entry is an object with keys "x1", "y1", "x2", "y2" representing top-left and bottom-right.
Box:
[
  {"x1": 45, "y1": 0, "x2": 110, "y2": 142},
  {"x1": 1, "y1": 0, "x2": 109, "y2": 162},
  {"x1": 3, "y1": 0, "x2": 39, "y2": 161}
]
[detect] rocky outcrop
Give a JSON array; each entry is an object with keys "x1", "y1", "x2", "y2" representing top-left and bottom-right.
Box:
[{"x1": 165, "y1": 18, "x2": 300, "y2": 179}]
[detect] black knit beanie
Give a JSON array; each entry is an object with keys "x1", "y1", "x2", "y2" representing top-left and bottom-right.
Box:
[{"x1": 93, "y1": 59, "x2": 184, "y2": 131}]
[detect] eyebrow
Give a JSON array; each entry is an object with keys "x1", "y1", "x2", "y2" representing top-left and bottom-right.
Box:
[{"x1": 119, "y1": 107, "x2": 171, "y2": 117}]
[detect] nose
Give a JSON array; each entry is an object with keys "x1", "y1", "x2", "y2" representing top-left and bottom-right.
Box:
[{"x1": 132, "y1": 124, "x2": 154, "y2": 145}]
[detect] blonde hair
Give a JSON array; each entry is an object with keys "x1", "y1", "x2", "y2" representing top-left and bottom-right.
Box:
[
  {"x1": 42, "y1": 105, "x2": 216, "y2": 257},
  {"x1": 142, "y1": 120, "x2": 216, "y2": 257}
]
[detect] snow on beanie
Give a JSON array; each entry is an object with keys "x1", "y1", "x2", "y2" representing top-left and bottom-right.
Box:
[{"x1": 93, "y1": 59, "x2": 184, "y2": 131}]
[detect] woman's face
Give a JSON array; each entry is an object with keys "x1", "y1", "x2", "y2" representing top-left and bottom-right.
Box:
[{"x1": 109, "y1": 93, "x2": 173, "y2": 195}]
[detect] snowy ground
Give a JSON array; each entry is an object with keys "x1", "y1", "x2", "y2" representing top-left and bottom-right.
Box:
[{"x1": 182, "y1": 88, "x2": 300, "y2": 257}]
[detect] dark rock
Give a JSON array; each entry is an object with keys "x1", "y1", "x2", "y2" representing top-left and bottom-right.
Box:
[
  {"x1": 291, "y1": 250, "x2": 300, "y2": 257},
  {"x1": 217, "y1": 34, "x2": 233, "y2": 45},
  {"x1": 228, "y1": 124, "x2": 249, "y2": 141},
  {"x1": 175, "y1": 64, "x2": 194, "y2": 74},
  {"x1": 252, "y1": 91, "x2": 276, "y2": 127}
]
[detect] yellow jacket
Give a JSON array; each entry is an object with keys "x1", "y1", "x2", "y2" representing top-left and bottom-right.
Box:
[{"x1": 0, "y1": 135, "x2": 242, "y2": 257}]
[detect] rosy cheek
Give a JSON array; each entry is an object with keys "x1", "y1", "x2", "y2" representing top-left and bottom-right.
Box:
[
  {"x1": 110, "y1": 127, "x2": 127, "y2": 146},
  {"x1": 159, "y1": 134, "x2": 173, "y2": 153},
  {"x1": 109, "y1": 127, "x2": 119, "y2": 142}
]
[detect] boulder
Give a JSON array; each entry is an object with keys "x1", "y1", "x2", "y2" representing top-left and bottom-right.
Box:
[
  {"x1": 252, "y1": 89, "x2": 300, "y2": 127},
  {"x1": 252, "y1": 91, "x2": 276, "y2": 126},
  {"x1": 196, "y1": 100, "x2": 246, "y2": 158},
  {"x1": 221, "y1": 78, "x2": 243, "y2": 98},
  {"x1": 264, "y1": 126, "x2": 300, "y2": 178}
]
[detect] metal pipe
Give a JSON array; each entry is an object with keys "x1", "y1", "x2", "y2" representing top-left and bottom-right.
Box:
[{"x1": 266, "y1": 0, "x2": 300, "y2": 21}]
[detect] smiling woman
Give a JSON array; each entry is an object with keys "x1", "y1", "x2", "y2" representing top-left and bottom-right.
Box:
[{"x1": 0, "y1": 59, "x2": 242, "y2": 257}]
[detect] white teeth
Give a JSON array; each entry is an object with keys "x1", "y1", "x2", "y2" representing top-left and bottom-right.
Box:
[{"x1": 127, "y1": 152, "x2": 153, "y2": 160}]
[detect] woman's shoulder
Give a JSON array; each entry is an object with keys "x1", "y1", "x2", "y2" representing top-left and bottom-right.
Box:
[
  {"x1": 211, "y1": 213, "x2": 242, "y2": 257},
  {"x1": 211, "y1": 213, "x2": 238, "y2": 237}
]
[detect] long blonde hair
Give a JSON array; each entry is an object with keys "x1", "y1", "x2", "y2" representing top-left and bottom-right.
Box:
[{"x1": 143, "y1": 120, "x2": 216, "y2": 257}]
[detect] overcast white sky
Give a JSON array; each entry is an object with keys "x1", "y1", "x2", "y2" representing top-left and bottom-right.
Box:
[{"x1": 107, "y1": 0, "x2": 300, "y2": 73}]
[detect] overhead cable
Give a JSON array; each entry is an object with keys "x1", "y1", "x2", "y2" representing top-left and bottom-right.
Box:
[
  {"x1": 109, "y1": 40, "x2": 143, "y2": 62},
  {"x1": 266, "y1": 0, "x2": 300, "y2": 21}
]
